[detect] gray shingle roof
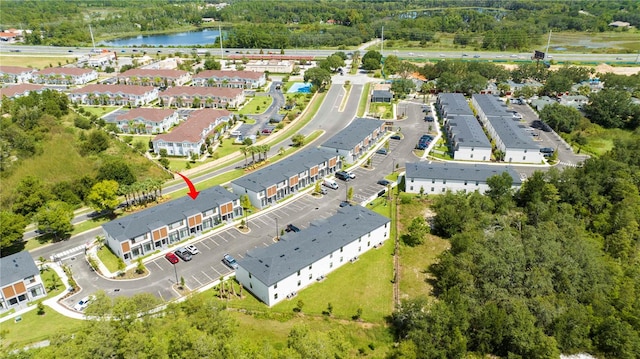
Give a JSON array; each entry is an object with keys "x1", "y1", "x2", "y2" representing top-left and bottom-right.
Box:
[
  {"x1": 238, "y1": 206, "x2": 390, "y2": 287},
  {"x1": 0, "y1": 252, "x2": 39, "y2": 287},
  {"x1": 320, "y1": 117, "x2": 384, "y2": 151},
  {"x1": 405, "y1": 161, "x2": 522, "y2": 185},
  {"x1": 472, "y1": 94, "x2": 539, "y2": 150},
  {"x1": 231, "y1": 147, "x2": 336, "y2": 193},
  {"x1": 102, "y1": 186, "x2": 239, "y2": 242},
  {"x1": 437, "y1": 93, "x2": 474, "y2": 116},
  {"x1": 447, "y1": 114, "x2": 491, "y2": 149},
  {"x1": 472, "y1": 94, "x2": 511, "y2": 117},
  {"x1": 372, "y1": 90, "x2": 393, "y2": 99}
]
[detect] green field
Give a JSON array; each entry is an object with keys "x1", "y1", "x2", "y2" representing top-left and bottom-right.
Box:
[
  {"x1": 1, "y1": 305, "x2": 84, "y2": 350},
  {"x1": 0, "y1": 55, "x2": 76, "y2": 69},
  {"x1": 237, "y1": 96, "x2": 274, "y2": 115}
]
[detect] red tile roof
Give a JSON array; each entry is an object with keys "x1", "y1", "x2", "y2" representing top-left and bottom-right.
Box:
[
  {"x1": 194, "y1": 70, "x2": 264, "y2": 80},
  {"x1": 0, "y1": 66, "x2": 34, "y2": 75},
  {"x1": 36, "y1": 67, "x2": 96, "y2": 76},
  {"x1": 70, "y1": 84, "x2": 156, "y2": 95},
  {"x1": 160, "y1": 86, "x2": 242, "y2": 98},
  {"x1": 153, "y1": 108, "x2": 231, "y2": 143},
  {"x1": 118, "y1": 68, "x2": 189, "y2": 79},
  {"x1": 0, "y1": 84, "x2": 45, "y2": 98},
  {"x1": 116, "y1": 108, "x2": 177, "y2": 123}
]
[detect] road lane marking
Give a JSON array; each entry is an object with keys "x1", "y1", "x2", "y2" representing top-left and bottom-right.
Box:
[{"x1": 200, "y1": 241, "x2": 211, "y2": 250}]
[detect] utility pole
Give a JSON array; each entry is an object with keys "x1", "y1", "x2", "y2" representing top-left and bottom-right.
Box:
[
  {"x1": 381, "y1": 26, "x2": 384, "y2": 56},
  {"x1": 172, "y1": 263, "x2": 178, "y2": 284},
  {"x1": 545, "y1": 30, "x2": 552, "y2": 59},
  {"x1": 219, "y1": 24, "x2": 224, "y2": 62},
  {"x1": 275, "y1": 217, "x2": 279, "y2": 240}
]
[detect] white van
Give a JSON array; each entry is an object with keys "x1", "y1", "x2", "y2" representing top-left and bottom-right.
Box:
[{"x1": 323, "y1": 178, "x2": 339, "y2": 190}]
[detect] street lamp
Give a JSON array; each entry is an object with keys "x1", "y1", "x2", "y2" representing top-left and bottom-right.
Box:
[{"x1": 275, "y1": 217, "x2": 279, "y2": 241}]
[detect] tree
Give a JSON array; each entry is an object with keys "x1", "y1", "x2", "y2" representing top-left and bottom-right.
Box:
[
  {"x1": 81, "y1": 129, "x2": 110, "y2": 154},
  {"x1": 291, "y1": 133, "x2": 305, "y2": 147},
  {"x1": 315, "y1": 181, "x2": 322, "y2": 194},
  {"x1": 383, "y1": 55, "x2": 401, "y2": 75},
  {"x1": 87, "y1": 180, "x2": 120, "y2": 215},
  {"x1": 403, "y1": 216, "x2": 429, "y2": 246},
  {"x1": 0, "y1": 211, "x2": 28, "y2": 250},
  {"x1": 35, "y1": 201, "x2": 74, "y2": 240},
  {"x1": 303, "y1": 67, "x2": 331, "y2": 90},
  {"x1": 203, "y1": 58, "x2": 221, "y2": 70},
  {"x1": 390, "y1": 79, "x2": 414, "y2": 98},
  {"x1": 347, "y1": 186, "x2": 354, "y2": 202},
  {"x1": 539, "y1": 103, "x2": 583, "y2": 133},
  {"x1": 486, "y1": 172, "x2": 514, "y2": 214},
  {"x1": 584, "y1": 89, "x2": 639, "y2": 129},
  {"x1": 96, "y1": 159, "x2": 137, "y2": 185},
  {"x1": 541, "y1": 73, "x2": 572, "y2": 96},
  {"x1": 361, "y1": 50, "x2": 382, "y2": 71},
  {"x1": 319, "y1": 54, "x2": 345, "y2": 72},
  {"x1": 12, "y1": 176, "x2": 51, "y2": 217}
]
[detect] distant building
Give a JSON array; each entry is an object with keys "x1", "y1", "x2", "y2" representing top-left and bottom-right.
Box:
[
  {"x1": 558, "y1": 94, "x2": 589, "y2": 109},
  {"x1": 236, "y1": 205, "x2": 390, "y2": 307},
  {"x1": 319, "y1": 117, "x2": 386, "y2": 164},
  {"x1": 117, "y1": 69, "x2": 191, "y2": 87},
  {"x1": 1, "y1": 252, "x2": 47, "y2": 311},
  {"x1": 191, "y1": 70, "x2": 266, "y2": 89},
  {"x1": 86, "y1": 52, "x2": 116, "y2": 67},
  {"x1": 152, "y1": 108, "x2": 232, "y2": 157},
  {"x1": 0, "y1": 66, "x2": 35, "y2": 83},
  {"x1": 0, "y1": 84, "x2": 46, "y2": 99},
  {"x1": 112, "y1": 108, "x2": 179, "y2": 134},
  {"x1": 244, "y1": 60, "x2": 293, "y2": 74},
  {"x1": 231, "y1": 147, "x2": 340, "y2": 209},
  {"x1": 404, "y1": 161, "x2": 522, "y2": 194},
  {"x1": 472, "y1": 94, "x2": 544, "y2": 164},
  {"x1": 68, "y1": 84, "x2": 158, "y2": 106},
  {"x1": 33, "y1": 67, "x2": 98, "y2": 85},
  {"x1": 371, "y1": 90, "x2": 393, "y2": 103},
  {"x1": 102, "y1": 186, "x2": 242, "y2": 263},
  {"x1": 159, "y1": 86, "x2": 245, "y2": 109},
  {"x1": 608, "y1": 21, "x2": 631, "y2": 28}
]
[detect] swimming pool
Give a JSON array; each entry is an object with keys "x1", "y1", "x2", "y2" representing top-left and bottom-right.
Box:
[{"x1": 287, "y1": 82, "x2": 312, "y2": 93}]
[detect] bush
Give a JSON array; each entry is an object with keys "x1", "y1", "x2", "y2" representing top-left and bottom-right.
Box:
[{"x1": 74, "y1": 116, "x2": 92, "y2": 130}]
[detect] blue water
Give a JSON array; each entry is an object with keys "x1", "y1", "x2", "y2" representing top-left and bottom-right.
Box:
[
  {"x1": 287, "y1": 83, "x2": 312, "y2": 94},
  {"x1": 101, "y1": 29, "x2": 223, "y2": 47}
]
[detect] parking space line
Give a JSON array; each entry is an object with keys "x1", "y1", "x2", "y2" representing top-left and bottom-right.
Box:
[
  {"x1": 199, "y1": 241, "x2": 211, "y2": 250},
  {"x1": 191, "y1": 275, "x2": 203, "y2": 286},
  {"x1": 224, "y1": 232, "x2": 233, "y2": 240},
  {"x1": 209, "y1": 238, "x2": 219, "y2": 246},
  {"x1": 263, "y1": 242, "x2": 270, "y2": 247},
  {"x1": 201, "y1": 271, "x2": 213, "y2": 282},
  {"x1": 211, "y1": 266, "x2": 222, "y2": 277},
  {"x1": 152, "y1": 261, "x2": 164, "y2": 271},
  {"x1": 255, "y1": 217, "x2": 270, "y2": 226}
]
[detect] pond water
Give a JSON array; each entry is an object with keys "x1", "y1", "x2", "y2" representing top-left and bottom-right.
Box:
[
  {"x1": 287, "y1": 82, "x2": 312, "y2": 94},
  {"x1": 101, "y1": 29, "x2": 222, "y2": 47}
]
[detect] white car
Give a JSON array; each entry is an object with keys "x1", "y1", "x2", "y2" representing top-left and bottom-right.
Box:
[
  {"x1": 184, "y1": 244, "x2": 199, "y2": 255},
  {"x1": 347, "y1": 172, "x2": 356, "y2": 179},
  {"x1": 73, "y1": 295, "x2": 94, "y2": 311}
]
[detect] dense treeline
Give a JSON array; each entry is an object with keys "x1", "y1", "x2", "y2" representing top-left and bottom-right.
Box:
[
  {"x1": 1, "y1": 0, "x2": 638, "y2": 49},
  {"x1": 390, "y1": 137, "x2": 640, "y2": 358}
]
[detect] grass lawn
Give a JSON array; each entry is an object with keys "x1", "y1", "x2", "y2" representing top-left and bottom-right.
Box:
[
  {"x1": 97, "y1": 245, "x2": 122, "y2": 273},
  {"x1": 1, "y1": 306, "x2": 84, "y2": 350},
  {"x1": 358, "y1": 83, "x2": 371, "y2": 117},
  {"x1": 0, "y1": 55, "x2": 75, "y2": 69},
  {"x1": 81, "y1": 106, "x2": 120, "y2": 118},
  {"x1": 574, "y1": 124, "x2": 635, "y2": 157},
  {"x1": 72, "y1": 216, "x2": 110, "y2": 236},
  {"x1": 238, "y1": 96, "x2": 274, "y2": 115}
]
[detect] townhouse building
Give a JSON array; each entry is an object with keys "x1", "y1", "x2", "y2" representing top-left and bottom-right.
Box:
[
  {"x1": 236, "y1": 205, "x2": 390, "y2": 307},
  {"x1": 436, "y1": 93, "x2": 492, "y2": 161},
  {"x1": 191, "y1": 70, "x2": 266, "y2": 89},
  {"x1": 68, "y1": 84, "x2": 158, "y2": 107},
  {"x1": 0, "y1": 66, "x2": 35, "y2": 83},
  {"x1": 231, "y1": 147, "x2": 341, "y2": 209},
  {"x1": 1, "y1": 252, "x2": 47, "y2": 311},
  {"x1": 472, "y1": 94, "x2": 544, "y2": 164},
  {"x1": 86, "y1": 51, "x2": 116, "y2": 68},
  {"x1": 152, "y1": 108, "x2": 231, "y2": 157},
  {"x1": 159, "y1": 86, "x2": 245, "y2": 109},
  {"x1": 112, "y1": 108, "x2": 179, "y2": 134},
  {"x1": 319, "y1": 117, "x2": 386, "y2": 164},
  {"x1": 102, "y1": 186, "x2": 242, "y2": 263},
  {"x1": 0, "y1": 84, "x2": 46, "y2": 99},
  {"x1": 405, "y1": 161, "x2": 522, "y2": 195},
  {"x1": 33, "y1": 67, "x2": 98, "y2": 85},
  {"x1": 117, "y1": 69, "x2": 191, "y2": 87}
]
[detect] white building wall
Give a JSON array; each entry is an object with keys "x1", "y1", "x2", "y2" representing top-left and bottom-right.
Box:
[
  {"x1": 237, "y1": 222, "x2": 390, "y2": 307},
  {"x1": 453, "y1": 146, "x2": 492, "y2": 161},
  {"x1": 406, "y1": 177, "x2": 490, "y2": 194},
  {"x1": 505, "y1": 148, "x2": 545, "y2": 164}
]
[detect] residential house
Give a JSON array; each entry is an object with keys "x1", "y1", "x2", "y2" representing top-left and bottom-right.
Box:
[
  {"x1": 571, "y1": 79, "x2": 603, "y2": 94},
  {"x1": 231, "y1": 147, "x2": 341, "y2": 209},
  {"x1": 33, "y1": 67, "x2": 98, "y2": 85},
  {"x1": 244, "y1": 60, "x2": 294, "y2": 73},
  {"x1": 236, "y1": 205, "x2": 390, "y2": 307},
  {"x1": 152, "y1": 108, "x2": 231, "y2": 157},
  {"x1": 117, "y1": 69, "x2": 191, "y2": 87},
  {"x1": 0, "y1": 32, "x2": 18, "y2": 42},
  {"x1": 319, "y1": 117, "x2": 386, "y2": 164},
  {"x1": 1, "y1": 252, "x2": 47, "y2": 311},
  {"x1": 102, "y1": 186, "x2": 242, "y2": 263},
  {"x1": 472, "y1": 94, "x2": 544, "y2": 163},
  {"x1": 505, "y1": 80, "x2": 543, "y2": 97},
  {"x1": 68, "y1": 84, "x2": 158, "y2": 107},
  {"x1": 437, "y1": 93, "x2": 492, "y2": 161},
  {"x1": 371, "y1": 90, "x2": 393, "y2": 103},
  {"x1": 404, "y1": 161, "x2": 522, "y2": 195},
  {"x1": 112, "y1": 108, "x2": 179, "y2": 134},
  {"x1": 159, "y1": 86, "x2": 245, "y2": 109},
  {"x1": 531, "y1": 96, "x2": 557, "y2": 111},
  {"x1": 191, "y1": 70, "x2": 266, "y2": 89},
  {"x1": 0, "y1": 66, "x2": 35, "y2": 83},
  {"x1": 86, "y1": 51, "x2": 116, "y2": 68},
  {"x1": 558, "y1": 94, "x2": 589, "y2": 109},
  {"x1": 0, "y1": 84, "x2": 46, "y2": 99}
]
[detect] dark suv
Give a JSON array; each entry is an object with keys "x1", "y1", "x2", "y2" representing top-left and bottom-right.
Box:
[
  {"x1": 286, "y1": 224, "x2": 301, "y2": 233},
  {"x1": 335, "y1": 171, "x2": 351, "y2": 181}
]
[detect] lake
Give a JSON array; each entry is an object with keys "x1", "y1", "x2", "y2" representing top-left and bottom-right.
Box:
[{"x1": 101, "y1": 29, "x2": 223, "y2": 47}]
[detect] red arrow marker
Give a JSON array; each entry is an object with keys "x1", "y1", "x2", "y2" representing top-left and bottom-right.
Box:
[{"x1": 176, "y1": 173, "x2": 200, "y2": 200}]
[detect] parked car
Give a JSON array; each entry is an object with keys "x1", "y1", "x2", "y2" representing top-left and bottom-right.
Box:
[
  {"x1": 335, "y1": 171, "x2": 351, "y2": 181},
  {"x1": 165, "y1": 252, "x2": 179, "y2": 264},
  {"x1": 286, "y1": 224, "x2": 301, "y2": 233},
  {"x1": 73, "y1": 295, "x2": 95, "y2": 311},
  {"x1": 261, "y1": 128, "x2": 273, "y2": 135},
  {"x1": 175, "y1": 248, "x2": 193, "y2": 262},
  {"x1": 340, "y1": 201, "x2": 352, "y2": 207},
  {"x1": 185, "y1": 244, "x2": 199, "y2": 255},
  {"x1": 425, "y1": 116, "x2": 434, "y2": 122},
  {"x1": 222, "y1": 254, "x2": 238, "y2": 269},
  {"x1": 377, "y1": 179, "x2": 391, "y2": 186},
  {"x1": 347, "y1": 172, "x2": 356, "y2": 179},
  {"x1": 540, "y1": 147, "x2": 554, "y2": 154},
  {"x1": 390, "y1": 135, "x2": 402, "y2": 140},
  {"x1": 319, "y1": 187, "x2": 328, "y2": 195},
  {"x1": 376, "y1": 148, "x2": 388, "y2": 155}
]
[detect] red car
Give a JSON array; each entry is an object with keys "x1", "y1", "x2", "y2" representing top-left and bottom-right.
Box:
[{"x1": 165, "y1": 252, "x2": 179, "y2": 264}]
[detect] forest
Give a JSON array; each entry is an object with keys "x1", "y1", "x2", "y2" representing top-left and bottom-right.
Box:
[{"x1": 1, "y1": 0, "x2": 639, "y2": 50}]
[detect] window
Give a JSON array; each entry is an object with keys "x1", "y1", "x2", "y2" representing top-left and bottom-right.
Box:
[
  {"x1": 431, "y1": 187, "x2": 434, "y2": 192},
  {"x1": 308, "y1": 265, "x2": 312, "y2": 270},
  {"x1": 367, "y1": 241, "x2": 370, "y2": 247},
  {"x1": 309, "y1": 274, "x2": 312, "y2": 280},
  {"x1": 249, "y1": 273, "x2": 252, "y2": 279},
  {"x1": 443, "y1": 179, "x2": 447, "y2": 184},
  {"x1": 340, "y1": 247, "x2": 343, "y2": 253},
  {"x1": 340, "y1": 257, "x2": 343, "y2": 263},
  {"x1": 432, "y1": 179, "x2": 435, "y2": 183},
  {"x1": 274, "y1": 283, "x2": 277, "y2": 289},
  {"x1": 26, "y1": 275, "x2": 35, "y2": 284},
  {"x1": 9, "y1": 298, "x2": 17, "y2": 305},
  {"x1": 297, "y1": 280, "x2": 301, "y2": 286},
  {"x1": 297, "y1": 270, "x2": 301, "y2": 276},
  {"x1": 250, "y1": 283, "x2": 253, "y2": 288},
  {"x1": 274, "y1": 293, "x2": 278, "y2": 300},
  {"x1": 411, "y1": 178, "x2": 414, "y2": 183},
  {"x1": 330, "y1": 253, "x2": 333, "y2": 259},
  {"x1": 410, "y1": 186, "x2": 413, "y2": 191},
  {"x1": 464, "y1": 181, "x2": 467, "y2": 185},
  {"x1": 330, "y1": 262, "x2": 333, "y2": 268},
  {"x1": 358, "y1": 246, "x2": 361, "y2": 252},
  {"x1": 359, "y1": 238, "x2": 361, "y2": 243}
]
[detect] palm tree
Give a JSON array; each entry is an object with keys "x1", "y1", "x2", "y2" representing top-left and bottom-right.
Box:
[
  {"x1": 262, "y1": 144, "x2": 271, "y2": 161},
  {"x1": 249, "y1": 146, "x2": 257, "y2": 164},
  {"x1": 240, "y1": 147, "x2": 249, "y2": 167},
  {"x1": 119, "y1": 184, "x2": 131, "y2": 207}
]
